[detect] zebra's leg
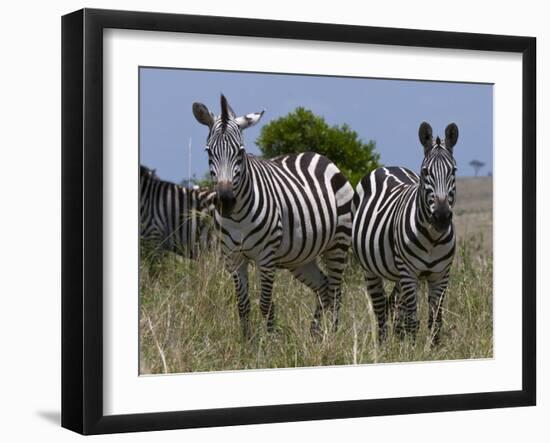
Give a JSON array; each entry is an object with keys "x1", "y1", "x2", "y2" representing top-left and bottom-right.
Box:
[
  {"x1": 258, "y1": 265, "x2": 277, "y2": 332},
  {"x1": 395, "y1": 275, "x2": 420, "y2": 340},
  {"x1": 230, "y1": 261, "x2": 251, "y2": 340},
  {"x1": 427, "y1": 270, "x2": 450, "y2": 346},
  {"x1": 322, "y1": 240, "x2": 350, "y2": 332},
  {"x1": 289, "y1": 261, "x2": 329, "y2": 335},
  {"x1": 365, "y1": 274, "x2": 388, "y2": 342}
]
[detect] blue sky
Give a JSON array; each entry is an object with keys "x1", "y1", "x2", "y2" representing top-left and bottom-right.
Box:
[{"x1": 139, "y1": 67, "x2": 493, "y2": 183}]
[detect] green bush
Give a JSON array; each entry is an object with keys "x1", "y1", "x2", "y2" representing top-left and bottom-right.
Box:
[{"x1": 256, "y1": 107, "x2": 380, "y2": 186}]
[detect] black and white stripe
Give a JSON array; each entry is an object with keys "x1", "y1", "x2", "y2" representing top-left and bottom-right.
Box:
[
  {"x1": 192, "y1": 95, "x2": 354, "y2": 338},
  {"x1": 140, "y1": 165, "x2": 216, "y2": 259},
  {"x1": 352, "y1": 122, "x2": 459, "y2": 344}
]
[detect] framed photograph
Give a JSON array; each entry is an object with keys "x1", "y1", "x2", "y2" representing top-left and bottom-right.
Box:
[{"x1": 61, "y1": 8, "x2": 536, "y2": 435}]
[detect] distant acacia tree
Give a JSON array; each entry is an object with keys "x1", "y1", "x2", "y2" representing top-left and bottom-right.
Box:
[
  {"x1": 255, "y1": 107, "x2": 380, "y2": 186},
  {"x1": 469, "y1": 159, "x2": 485, "y2": 177}
]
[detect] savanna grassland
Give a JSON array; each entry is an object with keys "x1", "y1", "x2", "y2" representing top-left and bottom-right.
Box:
[{"x1": 139, "y1": 177, "x2": 493, "y2": 375}]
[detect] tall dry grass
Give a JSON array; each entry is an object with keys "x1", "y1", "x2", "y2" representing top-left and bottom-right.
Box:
[{"x1": 139, "y1": 231, "x2": 492, "y2": 375}]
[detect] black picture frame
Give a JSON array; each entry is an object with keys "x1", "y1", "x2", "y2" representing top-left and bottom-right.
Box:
[{"x1": 61, "y1": 8, "x2": 536, "y2": 435}]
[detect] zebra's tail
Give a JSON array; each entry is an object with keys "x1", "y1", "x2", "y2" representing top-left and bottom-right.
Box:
[
  {"x1": 330, "y1": 168, "x2": 355, "y2": 242},
  {"x1": 352, "y1": 178, "x2": 365, "y2": 218}
]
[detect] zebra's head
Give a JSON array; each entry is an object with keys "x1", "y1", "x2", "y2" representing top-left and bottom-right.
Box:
[
  {"x1": 192, "y1": 94, "x2": 264, "y2": 217},
  {"x1": 418, "y1": 122, "x2": 459, "y2": 233}
]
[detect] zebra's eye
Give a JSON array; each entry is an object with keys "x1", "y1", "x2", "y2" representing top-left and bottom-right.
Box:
[{"x1": 421, "y1": 167, "x2": 429, "y2": 178}]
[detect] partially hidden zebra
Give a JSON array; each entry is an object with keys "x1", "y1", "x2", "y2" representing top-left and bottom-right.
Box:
[
  {"x1": 352, "y1": 122, "x2": 459, "y2": 344},
  {"x1": 192, "y1": 95, "x2": 355, "y2": 338},
  {"x1": 140, "y1": 165, "x2": 216, "y2": 259}
]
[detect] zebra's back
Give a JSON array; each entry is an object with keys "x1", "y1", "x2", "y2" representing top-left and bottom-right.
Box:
[{"x1": 248, "y1": 152, "x2": 354, "y2": 268}]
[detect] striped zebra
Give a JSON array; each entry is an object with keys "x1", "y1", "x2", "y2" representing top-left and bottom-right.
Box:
[
  {"x1": 192, "y1": 95, "x2": 354, "y2": 338},
  {"x1": 140, "y1": 165, "x2": 216, "y2": 259},
  {"x1": 352, "y1": 122, "x2": 459, "y2": 344}
]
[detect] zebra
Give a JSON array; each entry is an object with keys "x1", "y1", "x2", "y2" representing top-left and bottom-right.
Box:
[
  {"x1": 192, "y1": 95, "x2": 354, "y2": 338},
  {"x1": 352, "y1": 122, "x2": 459, "y2": 345},
  {"x1": 140, "y1": 165, "x2": 216, "y2": 259}
]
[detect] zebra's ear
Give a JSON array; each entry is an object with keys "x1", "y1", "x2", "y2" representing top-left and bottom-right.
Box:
[
  {"x1": 192, "y1": 102, "x2": 214, "y2": 128},
  {"x1": 235, "y1": 110, "x2": 265, "y2": 130},
  {"x1": 445, "y1": 123, "x2": 459, "y2": 151},
  {"x1": 419, "y1": 122, "x2": 433, "y2": 153}
]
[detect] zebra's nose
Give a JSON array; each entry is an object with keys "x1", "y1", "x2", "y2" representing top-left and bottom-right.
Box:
[
  {"x1": 434, "y1": 207, "x2": 452, "y2": 222},
  {"x1": 217, "y1": 181, "x2": 236, "y2": 216},
  {"x1": 432, "y1": 205, "x2": 452, "y2": 231}
]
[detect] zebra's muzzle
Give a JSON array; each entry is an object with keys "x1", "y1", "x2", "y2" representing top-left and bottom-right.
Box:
[
  {"x1": 431, "y1": 205, "x2": 453, "y2": 233},
  {"x1": 216, "y1": 182, "x2": 236, "y2": 217}
]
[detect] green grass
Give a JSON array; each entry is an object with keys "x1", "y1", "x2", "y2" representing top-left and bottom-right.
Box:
[{"x1": 139, "y1": 233, "x2": 493, "y2": 375}]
